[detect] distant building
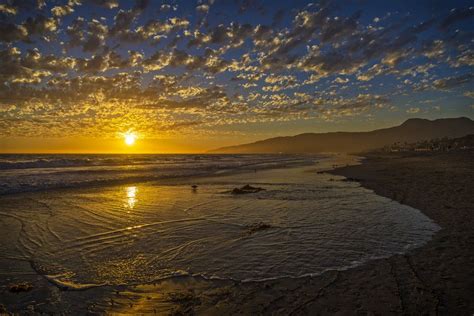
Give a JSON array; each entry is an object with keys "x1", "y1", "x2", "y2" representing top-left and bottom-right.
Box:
[{"x1": 380, "y1": 134, "x2": 474, "y2": 153}]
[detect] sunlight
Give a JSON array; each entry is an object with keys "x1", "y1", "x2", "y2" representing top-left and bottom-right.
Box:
[
  {"x1": 124, "y1": 132, "x2": 137, "y2": 146},
  {"x1": 125, "y1": 186, "x2": 138, "y2": 209}
]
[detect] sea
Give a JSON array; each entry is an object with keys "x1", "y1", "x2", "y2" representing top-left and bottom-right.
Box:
[
  {"x1": 0, "y1": 154, "x2": 311, "y2": 195},
  {"x1": 0, "y1": 154, "x2": 440, "y2": 311}
]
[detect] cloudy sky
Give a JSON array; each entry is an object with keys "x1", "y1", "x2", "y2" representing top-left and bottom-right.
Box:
[{"x1": 0, "y1": 0, "x2": 473, "y2": 153}]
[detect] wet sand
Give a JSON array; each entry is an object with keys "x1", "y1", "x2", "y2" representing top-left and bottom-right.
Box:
[
  {"x1": 149, "y1": 150, "x2": 473, "y2": 315},
  {"x1": 122, "y1": 151, "x2": 473, "y2": 315},
  {"x1": 1, "y1": 152, "x2": 472, "y2": 315},
  {"x1": 328, "y1": 150, "x2": 474, "y2": 315}
]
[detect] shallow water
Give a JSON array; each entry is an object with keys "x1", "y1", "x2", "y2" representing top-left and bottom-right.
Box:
[
  {"x1": 0, "y1": 155, "x2": 440, "y2": 294},
  {"x1": 0, "y1": 154, "x2": 312, "y2": 195}
]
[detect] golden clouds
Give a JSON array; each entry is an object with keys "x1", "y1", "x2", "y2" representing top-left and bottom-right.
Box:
[{"x1": 0, "y1": 0, "x2": 473, "y2": 147}]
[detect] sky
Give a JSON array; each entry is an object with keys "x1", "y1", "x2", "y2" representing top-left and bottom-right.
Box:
[{"x1": 0, "y1": 0, "x2": 473, "y2": 153}]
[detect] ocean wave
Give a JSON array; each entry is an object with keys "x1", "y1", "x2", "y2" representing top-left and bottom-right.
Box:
[
  {"x1": 0, "y1": 154, "x2": 317, "y2": 195},
  {"x1": 0, "y1": 155, "x2": 187, "y2": 170},
  {"x1": 44, "y1": 273, "x2": 107, "y2": 291}
]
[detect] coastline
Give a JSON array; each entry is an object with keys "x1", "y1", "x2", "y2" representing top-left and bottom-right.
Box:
[
  {"x1": 330, "y1": 150, "x2": 474, "y2": 314},
  {"x1": 0, "y1": 152, "x2": 471, "y2": 315},
  {"x1": 95, "y1": 150, "x2": 471, "y2": 315},
  {"x1": 0, "y1": 154, "x2": 317, "y2": 196}
]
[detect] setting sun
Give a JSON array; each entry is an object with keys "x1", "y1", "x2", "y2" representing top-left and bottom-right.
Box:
[{"x1": 124, "y1": 132, "x2": 137, "y2": 146}]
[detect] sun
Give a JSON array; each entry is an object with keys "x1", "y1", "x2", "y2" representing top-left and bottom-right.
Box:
[{"x1": 124, "y1": 132, "x2": 137, "y2": 146}]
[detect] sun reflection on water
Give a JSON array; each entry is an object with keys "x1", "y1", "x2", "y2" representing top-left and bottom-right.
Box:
[{"x1": 125, "y1": 186, "x2": 138, "y2": 209}]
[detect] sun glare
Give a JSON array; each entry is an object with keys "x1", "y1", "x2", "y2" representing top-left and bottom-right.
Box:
[{"x1": 124, "y1": 132, "x2": 137, "y2": 146}]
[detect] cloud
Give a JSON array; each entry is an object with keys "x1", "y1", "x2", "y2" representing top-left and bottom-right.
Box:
[
  {"x1": 88, "y1": 0, "x2": 119, "y2": 9},
  {"x1": 187, "y1": 22, "x2": 253, "y2": 52},
  {"x1": 1, "y1": 1, "x2": 473, "y2": 139},
  {"x1": 0, "y1": 4, "x2": 18, "y2": 15},
  {"x1": 448, "y1": 49, "x2": 474, "y2": 67},
  {"x1": 334, "y1": 77, "x2": 349, "y2": 84},
  {"x1": 439, "y1": 7, "x2": 474, "y2": 30},
  {"x1": 357, "y1": 64, "x2": 387, "y2": 81},
  {"x1": 254, "y1": 6, "x2": 438, "y2": 81},
  {"x1": 464, "y1": 91, "x2": 474, "y2": 99},
  {"x1": 421, "y1": 40, "x2": 445, "y2": 59},
  {"x1": 113, "y1": 17, "x2": 189, "y2": 43},
  {"x1": 0, "y1": 22, "x2": 29, "y2": 42},
  {"x1": 143, "y1": 48, "x2": 233, "y2": 74},
  {"x1": 83, "y1": 20, "x2": 109, "y2": 51},
  {"x1": 2, "y1": 0, "x2": 45, "y2": 14},
  {"x1": 24, "y1": 15, "x2": 59, "y2": 36},
  {"x1": 196, "y1": 4, "x2": 210, "y2": 14},
  {"x1": 51, "y1": 4, "x2": 75, "y2": 17},
  {"x1": 433, "y1": 74, "x2": 474, "y2": 90},
  {"x1": 297, "y1": 48, "x2": 366, "y2": 78},
  {"x1": 0, "y1": 13, "x2": 60, "y2": 43},
  {"x1": 320, "y1": 11, "x2": 361, "y2": 43},
  {"x1": 167, "y1": 121, "x2": 203, "y2": 130},
  {"x1": 140, "y1": 86, "x2": 228, "y2": 110},
  {"x1": 160, "y1": 4, "x2": 171, "y2": 12},
  {"x1": 406, "y1": 107, "x2": 420, "y2": 114}
]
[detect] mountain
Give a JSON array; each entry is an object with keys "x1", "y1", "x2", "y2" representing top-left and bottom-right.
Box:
[{"x1": 209, "y1": 117, "x2": 474, "y2": 154}]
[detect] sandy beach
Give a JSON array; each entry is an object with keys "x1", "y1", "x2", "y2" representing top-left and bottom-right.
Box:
[
  {"x1": 125, "y1": 150, "x2": 473, "y2": 315},
  {"x1": 330, "y1": 150, "x2": 474, "y2": 314},
  {"x1": 0, "y1": 154, "x2": 429, "y2": 313},
  {"x1": 1, "y1": 151, "x2": 471, "y2": 314},
  {"x1": 159, "y1": 150, "x2": 474, "y2": 315}
]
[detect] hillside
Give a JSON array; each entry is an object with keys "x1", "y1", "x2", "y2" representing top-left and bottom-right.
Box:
[{"x1": 210, "y1": 117, "x2": 474, "y2": 153}]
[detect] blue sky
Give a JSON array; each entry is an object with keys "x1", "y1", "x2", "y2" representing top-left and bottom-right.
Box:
[{"x1": 0, "y1": 0, "x2": 473, "y2": 152}]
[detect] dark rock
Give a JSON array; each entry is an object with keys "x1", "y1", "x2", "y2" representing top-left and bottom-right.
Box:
[
  {"x1": 9, "y1": 282, "x2": 33, "y2": 293},
  {"x1": 231, "y1": 184, "x2": 265, "y2": 194},
  {"x1": 246, "y1": 222, "x2": 273, "y2": 235}
]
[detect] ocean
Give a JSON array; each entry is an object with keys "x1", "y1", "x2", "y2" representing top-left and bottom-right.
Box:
[
  {"x1": 0, "y1": 154, "x2": 440, "y2": 311},
  {"x1": 0, "y1": 154, "x2": 312, "y2": 195}
]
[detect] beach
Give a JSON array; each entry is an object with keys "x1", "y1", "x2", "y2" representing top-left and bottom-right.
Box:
[
  {"x1": 152, "y1": 149, "x2": 473, "y2": 315},
  {"x1": 330, "y1": 150, "x2": 474, "y2": 314},
  {"x1": 0, "y1": 152, "x2": 472, "y2": 314}
]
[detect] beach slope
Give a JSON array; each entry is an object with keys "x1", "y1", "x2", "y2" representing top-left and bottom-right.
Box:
[{"x1": 331, "y1": 150, "x2": 474, "y2": 314}]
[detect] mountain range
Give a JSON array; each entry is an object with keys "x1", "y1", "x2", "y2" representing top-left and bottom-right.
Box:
[{"x1": 210, "y1": 117, "x2": 474, "y2": 153}]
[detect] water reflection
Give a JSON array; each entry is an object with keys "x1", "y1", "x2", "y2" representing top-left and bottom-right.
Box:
[{"x1": 125, "y1": 186, "x2": 138, "y2": 209}]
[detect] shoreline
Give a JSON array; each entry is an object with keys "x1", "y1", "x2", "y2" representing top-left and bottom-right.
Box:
[
  {"x1": 0, "y1": 154, "x2": 319, "y2": 196},
  {"x1": 330, "y1": 150, "x2": 474, "y2": 315},
  {"x1": 0, "y1": 152, "x2": 471, "y2": 314}
]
